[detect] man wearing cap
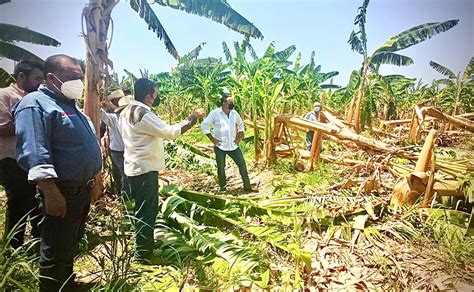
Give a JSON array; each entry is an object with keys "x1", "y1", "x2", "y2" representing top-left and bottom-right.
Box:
[
  {"x1": 101, "y1": 89, "x2": 130, "y2": 197},
  {"x1": 0, "y1": 60, "x2": 44, "y2": 248},
  {"x1": 201, "y1": 89, "x2": 252, "y2": 192},
  {"x1": 119, "y1": 78, "x2": 205, "y2": 263},
  {"x1": 304, "y1": 102, "x2": 321, "y2": 151}
]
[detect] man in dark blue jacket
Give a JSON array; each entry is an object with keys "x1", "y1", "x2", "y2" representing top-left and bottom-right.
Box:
[{"x1": 14, "y1": 54, "x2": 101, "y2": 292}]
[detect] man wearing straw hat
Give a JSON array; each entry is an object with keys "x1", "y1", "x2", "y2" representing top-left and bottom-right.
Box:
[{"x1": 101, "y1": 89, "x2": 131, "y2": 197}]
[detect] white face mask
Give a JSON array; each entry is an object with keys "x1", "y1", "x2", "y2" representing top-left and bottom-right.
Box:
[{"x1": 52, "y1": 74, "x2": 84, "y2": 100}]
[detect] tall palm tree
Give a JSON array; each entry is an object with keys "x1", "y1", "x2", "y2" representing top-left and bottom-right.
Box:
[
  {"x1": 430, "y1": 57, "x2": 474, "y2": 114},
  {"x1": 346, "y1": 0, "x2": 459, "y2": 133}
]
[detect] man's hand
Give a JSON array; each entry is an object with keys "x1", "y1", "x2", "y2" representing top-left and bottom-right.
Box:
[
  {"x1": 211, "y1": 137, "x2": 221, "y2": 146},
  {"x1": 37, "y1": 180, "x2": 66, "y2": 218},
  {"x1": 194, "y1": 108, "x2": 206, "y2": 119},
  {"x1": 234, "y1": 132, "x2": 244, "y2": 145}
]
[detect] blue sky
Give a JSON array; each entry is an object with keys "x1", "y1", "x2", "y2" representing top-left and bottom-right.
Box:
[{"x1": 1, "y1": 0, "x2": 472, "y2": 86}]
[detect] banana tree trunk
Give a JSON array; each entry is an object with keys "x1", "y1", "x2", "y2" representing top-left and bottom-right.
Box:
[
  {"x1": 251, "y1": 84, "x2": 261, "y2": 161},
  {"x1": 352, "y1": 63, "x2": 369, "y2": 134},
  {"x1": 452, "y1": 82, "x2": 462, "y2": 116},
  {"x1": 83, "y1": 0, "x2": 118, "y2": 200},
  {"x1": 382, "y1": 103, "x2": 389, "y2": 121},
  {"x1": 421, "y1": 106, "x2": 474, "y2": 132},
  {"x1": 275, "y1": 114, "x2": 396, "y2": 154}
]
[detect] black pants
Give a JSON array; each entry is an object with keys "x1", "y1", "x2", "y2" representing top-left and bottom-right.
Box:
[
  {"x1": 37, "y1": 186, "x2": 91, "y2": 292},
  {"x1": 129, "y1": 171, "x2": 159, "y2": 262},
  {"x1": 0, "y1": 158, "x2": 40, "y2": 248},
  {"x1": 214, "y1": 146, "x2": 251, "y2": 191},
  {"x1": 110, "y1": 150, "x2": 131, "y2": 197}
]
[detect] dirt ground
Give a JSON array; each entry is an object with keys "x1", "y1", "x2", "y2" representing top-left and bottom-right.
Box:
[{"x1": 1, "y1": 161, "x2": 473, "y2": 290}]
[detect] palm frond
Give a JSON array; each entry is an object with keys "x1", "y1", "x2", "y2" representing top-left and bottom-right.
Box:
[
  {"x1": 246, "y1": 42, "x2": 259, "y2": 61},
  {"x1": 429, "y1": 61, "x2": 456, "y2": 79},
  {"x1": 348, "y1": 30, "x2": 365, "y2": 55},
  {"x1": 370, "y1": 51, "x2": 414, "y2": 67},
  {"x1": 462, "y1": 56, "x2": 474, "y2": 80},
  {"x1": 320, "y1": 84, "x2": 341, "y2": 89},
  {"x1": 160, "y1": 189, "x2": 312, "y2": 266},
  {"x1": 0, "y1": 67, "x2": 15, "y2": 88},
  {"x1": 375, "y1": 20, "x2": 459, "y2": 53},
  {"x1": 160, "y1": 206, "x2": 259, "y2": 272},
  {"x1": 293, "y1": 53, "x2": 302, "y2": 72},
  {"x1": 0, "y1": 40, "x2": 43, "y2": 62},
  {"x1": 129, "y1": 0, "x2": 179, "y2": 59},
  {"x1": 153, "y1": 0, "x2": 263, "y2": 39},
  {"x1": 222, "y1": 41, "x2": 233, "y2": 64},
  {"x1": 262, "y1": 42, "x2": 275, "y2": 59},
  {"x1": 0, "y1": 23, "x2": 60, "y2": 47},
  {"x1": 178, "y1": 42, "x2": 205, "y2": 65},
  {"x1": 272, "y1": 45, "x2": 296, "y2": 61},
  {"x1": 320, "y1": 71, "x2": 339, "y2": 82}
]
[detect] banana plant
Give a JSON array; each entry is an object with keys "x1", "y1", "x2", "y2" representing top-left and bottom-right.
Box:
[
  {"x1": 0, "y1": 67, "x2": 15, "y2": 88},
  {"x1": 346, "y1": 0, "x2": 459, "y2": 133},
  {"x1": 430, "y1": 57, "x2": 474, "y2": 114},
  {"x1": 0, "y1": 22, "x2": 60, "y2": 63},
  {"x1": 370, "y1": 74, "x2": 416, "y2": 121},
  {"x1": 281, "y1": 52, "x2": 340, "y2": 113}
]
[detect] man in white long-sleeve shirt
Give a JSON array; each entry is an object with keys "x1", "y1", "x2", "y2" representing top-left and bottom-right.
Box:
[
  {"x1": 119, "y1": 78, "x2": 204, "y2": 263},
  {"x1": 201, "y1": 90, "x2": 251, "y2": 192},
  {"x1": 101, "y1": 89, "x2": 130, "y2": 197}
]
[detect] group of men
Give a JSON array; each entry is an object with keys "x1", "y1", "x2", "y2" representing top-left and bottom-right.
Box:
[{"x1": 0, "y1": 54, "x2": 252, "y2": 291}]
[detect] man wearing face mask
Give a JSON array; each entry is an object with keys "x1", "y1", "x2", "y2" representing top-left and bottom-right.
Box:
[
  {"x1": 119, "y1": 78, "x2": 205, "y2": 263},
  {"x1": 201, "y1": 88, "x2": 252, "y2": 192},
  {"x1": 14, "y1": 54, "x2": 102, "y2": 291},
  {"x1": 305, "y1": 101, "x2": 322, "y2": 151},
  {"x1": 0, "y1": 60, "x2": 44, "y2": 249}
]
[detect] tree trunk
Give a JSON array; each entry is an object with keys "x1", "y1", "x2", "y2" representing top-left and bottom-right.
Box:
[
  {"x1": 352, "y1": 63, "x2": 369, "y2": 134},
  {"x1": 83, "y1": 0, "x2": 118, "y2": 200}
]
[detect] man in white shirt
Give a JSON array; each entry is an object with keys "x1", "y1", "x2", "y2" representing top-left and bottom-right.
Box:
[
  {"x1": 201, "y1": 90, "x2": 252, "y2": 192},
  {"x1": 119, "y1": 78, "x2": 205, "y2": 263},
  {"x1": 101, "y1": 89, "x2": 130, "y2": 197}
]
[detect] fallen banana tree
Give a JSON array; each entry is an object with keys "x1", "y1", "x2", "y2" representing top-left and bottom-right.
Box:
[
  {"x1": 409, "y1": 106, "x2": 474, "y2": 143},
  {"x1": 380, "y1": 112, "x2": 474, "y2": 129},
  {"x1": 274, "y1": 113, "x2": 397, "y2": 154},
  {"x1": 271, "y1": 112, "x2": 472, "y2": 177},
  {"x1": 391, "y1": 129, "x2": 466, "y2": 207}
]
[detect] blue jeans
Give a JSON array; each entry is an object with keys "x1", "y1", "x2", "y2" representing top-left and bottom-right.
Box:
[
  {"x1": 214, "y1": 146, "x2": 251, "y2": 191},
  {"x1": 37, "y1": 186, "x2": 91, "y2": 292},
  {"x1": 129, "y1": 171, "x2": 159, "y2": 262}
]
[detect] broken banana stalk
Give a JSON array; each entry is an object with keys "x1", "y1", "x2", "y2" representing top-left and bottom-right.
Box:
[{"x1": 391, "y1": 129, "x2": 465, "y2": 206}]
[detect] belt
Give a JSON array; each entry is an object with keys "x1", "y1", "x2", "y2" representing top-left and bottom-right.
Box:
[{"x1": 56, "y1": 179, "x2": 95, "y2": 189}]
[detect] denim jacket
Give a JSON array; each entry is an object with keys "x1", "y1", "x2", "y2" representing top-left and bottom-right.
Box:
[{"x1": 13, "y1": 85, "x2": 101, "y2": 182}]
